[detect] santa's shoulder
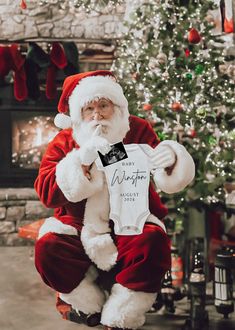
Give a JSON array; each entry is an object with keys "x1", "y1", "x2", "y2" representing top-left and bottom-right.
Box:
[
  {"x1": 128, "y1": 114, "x2": 150, "y2": 127},
  {"x1": 125, "y1": 115, "x2": 157, "y2": 146},
  {"x1": 48, "y1": 128, "x2": 77, "y2": 152}
]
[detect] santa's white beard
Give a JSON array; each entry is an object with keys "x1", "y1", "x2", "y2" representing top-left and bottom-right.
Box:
[{"x1": 72, "y1": 108, "x2": 130, "y2": 147}]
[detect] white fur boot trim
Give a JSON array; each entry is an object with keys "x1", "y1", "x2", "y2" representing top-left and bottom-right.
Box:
[
  {"x1": 101, "y1": 283, "x2": 156, "y2": 329},
  {"x1": 59, "y1": 266, "x2": 106, "y2": 314},
  {"x1": 38, "y1": 217, "x2": 77, "y2": 239}
]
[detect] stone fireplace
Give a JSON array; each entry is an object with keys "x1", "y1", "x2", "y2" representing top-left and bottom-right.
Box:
[{"x1": 0, "y1": 89, "x2": 58, "y2": 245}]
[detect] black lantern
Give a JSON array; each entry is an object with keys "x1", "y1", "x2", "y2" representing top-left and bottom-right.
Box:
[
  {"x1": 214, "y1": 247, "x2": 234, "y2": 318},
  {"x1": 184, "y1": 251, "x2": 209, "y2": 329}
]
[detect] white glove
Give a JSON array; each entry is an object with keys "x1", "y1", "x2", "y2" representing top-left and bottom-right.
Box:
[
  {"x1": 79, "y1": 126, "x2": 111, "y2": 165},
  {"x1": 153, "y1": 145, "x2": 176, "y2": 169}
]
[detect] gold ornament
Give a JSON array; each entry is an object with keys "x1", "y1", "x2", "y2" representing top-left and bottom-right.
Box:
[
  {"x1": 218, "y1": 64, "x2": 227, "y2": 74},
  {"x1": 156, "y1": 53, "x2": 168, "y2": 65}
]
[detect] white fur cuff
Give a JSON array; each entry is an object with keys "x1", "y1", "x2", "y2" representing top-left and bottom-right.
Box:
[
  {"x1": 81, "y1": 226, "x2": 118, "y2": 271},
  {"x1": 59, "y1": 266, "x2": 105, "y2": 314},
  {"x1": 38, "y1": 217, "x2": 77, "y2": 239},
  {"x1": 56, "y1": 148, "x2": 104, "y2": 202},
  {"x1": 153, "y1": 140, "x2": 195, "y2": 194},
  {"x1": 101, "y1": 283, "x2": 156, "y2": 329}
]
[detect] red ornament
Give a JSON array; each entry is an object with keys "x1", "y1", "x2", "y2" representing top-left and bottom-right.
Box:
[
  {"x1": 185, "y1": 49, "x2": 190, "y2": 57},
  {"x1": 171, "y1": 102, "x2": 183, "y2": 112},
  {"x1": 143, "y1": 103, "x2": 153, "y2": 111},
  {"x1": 188, "y1": 128, "x2": 197, "y2": 138},
  {"x1": 20, "y1": 0, "x2": 27, "y2": 9},
  {"x1": 188, "y1": 28, "x2": 201, "y2": 44}
]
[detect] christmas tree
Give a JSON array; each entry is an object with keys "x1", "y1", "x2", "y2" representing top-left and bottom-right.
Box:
[{"x1": 112, "y1": 0, "x2": 235, "y2": 219}]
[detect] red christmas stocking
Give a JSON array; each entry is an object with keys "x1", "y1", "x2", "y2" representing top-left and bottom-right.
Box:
[
  {"x1": 46, "y1": 42, "x2": 67, "y2": 99},
  {"x1": 10, "y1": 44, "x2": 28, "y2": 101}
]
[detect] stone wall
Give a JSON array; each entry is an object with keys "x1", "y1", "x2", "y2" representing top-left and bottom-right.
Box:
[
  {"x1": 0, "y1": 0, "x2": 127, "y2": 40},
  {"x1": 0, "y1": 188, "x2": 53, "y2": 246}
]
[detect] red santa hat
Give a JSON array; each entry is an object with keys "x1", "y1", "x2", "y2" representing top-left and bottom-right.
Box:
[{"x1": 54, "y1": 70, "x2": 129, "y2": 129}]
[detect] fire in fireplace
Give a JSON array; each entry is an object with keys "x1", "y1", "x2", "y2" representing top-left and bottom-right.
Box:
[{"x1": 12, "y1": 113, "x2": 58, "y2": 169}]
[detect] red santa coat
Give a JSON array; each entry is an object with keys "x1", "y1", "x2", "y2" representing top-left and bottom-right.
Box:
[{"x1": 34, "y1": 115, "x2": 171, "y2": 294}]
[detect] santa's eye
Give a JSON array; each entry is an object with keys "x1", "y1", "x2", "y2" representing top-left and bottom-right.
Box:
[{"x1": 84, "y1": 106, "x2": 93, "y2": 112}]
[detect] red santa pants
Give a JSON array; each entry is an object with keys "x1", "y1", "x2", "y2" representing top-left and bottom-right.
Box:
[{"x1": 35, "y1": 223, "x2": 171, "y2": 294}]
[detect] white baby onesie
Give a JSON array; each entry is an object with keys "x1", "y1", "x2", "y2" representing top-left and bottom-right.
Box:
[{"x1": 96, "y1": 143, "x2": 157, "y2": 235}]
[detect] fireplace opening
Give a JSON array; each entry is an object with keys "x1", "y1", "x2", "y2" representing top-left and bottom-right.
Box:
[
  {"x1": 12, "y1": 112, "x2": 58, "y2": 170},
  {"x1": 0, "y1": 106, "x2": 58, "y2": 187}
]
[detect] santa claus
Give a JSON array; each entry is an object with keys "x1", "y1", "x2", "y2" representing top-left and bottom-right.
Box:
[{"x1": 34, "y1": 70, "x2": 195, "y2": 330}]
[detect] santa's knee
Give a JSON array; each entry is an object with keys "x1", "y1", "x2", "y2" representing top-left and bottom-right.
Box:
[
  {"x1": 35, "y1": 232, "x2": 89, "y2": 293},
  {"x1": 35, "y1": 232, "x2": 60, "y2": 274},
  {"x1": 134, "y1": 225, "x2": 171, "y2": 264}
]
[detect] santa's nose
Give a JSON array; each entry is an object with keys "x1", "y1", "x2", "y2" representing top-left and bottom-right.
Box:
[{"x1": 93, "y1": 110, "x2": 103, "y2": 121}]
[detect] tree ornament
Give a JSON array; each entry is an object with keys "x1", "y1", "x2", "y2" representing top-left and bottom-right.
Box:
[
  {"x1": 188, "y1": 28, "x2": 201, "y2": 44},
  {"x1": 195, "y1": 64, "x2": 204, "y2": 75},
  {"x1": 208, "y1": 136, "x2": 217, "y2": 146},
  {"x1": 196, "y1": 108, "x2": 207, "y2": 118},
  {"x1": 185, "y1": 73, "x2": 193, "y2": 80},
  {"x1": 20, "y1": 0, "x2": 27, "y2": 9},
  {"x1": 156, "y1": 52, "x2": 168, "y2": 65},
  {"x1": 188, "y1": 128, "x2": 197, "y2": 138},
  {"x1": 143, "y1": 103, "x2": 153, "y2": 111},
  {"x1": 171, "y1": 102, "x2": 183, "y2": 112},
  {"x1": 185, "y1": 49, "x2": 190, "y2": 57},
  {"x1": 218, "y1": 64, "x2": 227, "y2": 75}
]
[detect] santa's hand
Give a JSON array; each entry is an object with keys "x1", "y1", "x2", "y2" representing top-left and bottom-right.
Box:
[
  {"x1": 153, "y1": 145, "x2": 176, "y2": 169},
  {"x1": 79, "y1": 128, "x2": 111, "y2": 166}
]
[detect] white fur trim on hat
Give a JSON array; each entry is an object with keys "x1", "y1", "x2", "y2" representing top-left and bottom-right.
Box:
[
  {"x1": 101, "y1": 283, "x2": 156, "y2": 329},
  {"x1": 153, "y1": 140, "x2": 195, "y2": 194},
  {"x1": 59, "y1": 265, "x2": 106, "y2": 314},
  {"x1": 38, "y1": 217, "x2": 77, "y2": 239},
  {"x1": 54, "y1": 113, "x2": 72, "y2": 129},
  {"x1": 68, "y1": 75, "x2": 129, "y2": 124}
]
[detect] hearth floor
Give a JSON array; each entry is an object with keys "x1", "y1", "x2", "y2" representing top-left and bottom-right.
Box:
[{"x1": 0, "y1": 246, "x2": 234, "y2": 330}]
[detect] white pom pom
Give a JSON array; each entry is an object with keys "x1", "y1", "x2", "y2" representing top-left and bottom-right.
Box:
[{"x1": 54, "y1": 113, "x2": 72, "y2": 129}]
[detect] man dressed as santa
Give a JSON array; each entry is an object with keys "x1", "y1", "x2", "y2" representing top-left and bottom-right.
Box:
[{"x1": 34, "y1": 70, "x2": 195, "y2": 330}]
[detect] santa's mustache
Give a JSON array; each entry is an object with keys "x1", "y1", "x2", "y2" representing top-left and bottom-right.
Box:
[{"x1": 87, "y1": 119, "x2": 112, "y2": 129}]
